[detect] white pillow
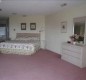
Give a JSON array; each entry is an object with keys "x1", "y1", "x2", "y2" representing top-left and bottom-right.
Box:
[{"x1": 15, "y1": 38, "x2": 31, "y2": 41}]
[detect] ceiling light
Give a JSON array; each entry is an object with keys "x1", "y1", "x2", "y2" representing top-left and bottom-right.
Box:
[
  {"x1": 0, "y1": 0, "x2": 1, "y2": 3},
  {"x1": 61, "y1": 3, "x2": 67, "y2": 7}
]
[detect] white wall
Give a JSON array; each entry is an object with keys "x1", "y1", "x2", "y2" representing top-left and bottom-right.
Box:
[
  {"x1": 45, "y1": 4, "x2": 86, "y2": 54},
  {"x1": 9, "y1": 15, "x2": 45, "y2": 48}
]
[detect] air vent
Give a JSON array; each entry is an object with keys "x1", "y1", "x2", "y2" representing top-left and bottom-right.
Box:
[
  {"x1": 61, "y1": 3, "x2": 67, "y2": 7},
  {"x1": 0, "y1": 9, "x2": 2, "y2": 11},
  {"x1": 22, "y1": 15, "x2": 27, "y2": 17}
]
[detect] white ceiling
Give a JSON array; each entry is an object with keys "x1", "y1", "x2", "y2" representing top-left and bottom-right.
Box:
[{"x1": 0, "y1": 0, "x2": 86, "y2": 17}]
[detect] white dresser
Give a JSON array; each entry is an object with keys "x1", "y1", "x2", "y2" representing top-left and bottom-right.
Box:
[{"x1": 61, "y1": 42, "x2": 86, "y2": 68}]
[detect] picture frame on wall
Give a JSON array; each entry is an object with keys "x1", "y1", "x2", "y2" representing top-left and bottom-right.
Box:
[
  {"x1": 21, "y1": 23, "x2": 26, "y2": 30},
  {"x1": 61, "y1": 21, "x2": 67, "y2": 33},
  {"x1": 30, "y1": 23, "x2": 36, "y2": 30}
]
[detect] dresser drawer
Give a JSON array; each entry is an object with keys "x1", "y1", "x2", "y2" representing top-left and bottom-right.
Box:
[
  {"x1": 61, "y1": 43, "x2": 86, "y2": 68},
  {"x1": 62, "y1": 49, "x2": 81, "y2": 59},
  {"x1": 62, "y1": 53, "x2": 82, "y2": 67},
  {"x1": 62, "y1": 44, "x2": 82, "y2": 53}
]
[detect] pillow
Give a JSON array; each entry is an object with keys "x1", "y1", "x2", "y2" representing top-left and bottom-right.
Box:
[
  {"x1": 30, "y1": 37, "x2": 40, "y2": 41},
  {"x1": 15, "y1": 37, "x2": 40, "y2": 41},
  {"x1": 15, "y1": 38, "x2": 32, "y2": 41}
]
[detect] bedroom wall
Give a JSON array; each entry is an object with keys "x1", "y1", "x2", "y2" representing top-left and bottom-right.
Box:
[
  {"x1": 9, "y1": 15, "x2": 45, "y2": 48},
  {"x1": 45, "y1": 4, "x2": 86, "y2": 54}
]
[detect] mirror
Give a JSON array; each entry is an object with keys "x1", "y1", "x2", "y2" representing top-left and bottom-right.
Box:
[{"x1": 73, "y1": 17, "x2": 86, "y2": 44}]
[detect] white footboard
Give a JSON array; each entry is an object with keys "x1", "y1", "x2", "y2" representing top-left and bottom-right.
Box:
[{"x1": 0, "y1": 42, "x2": 36, "y2": 55}]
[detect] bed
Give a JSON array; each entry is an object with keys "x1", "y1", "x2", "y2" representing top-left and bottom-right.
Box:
[{"x1": 0, "y1": 33, "x2": 40, "y2": 55}]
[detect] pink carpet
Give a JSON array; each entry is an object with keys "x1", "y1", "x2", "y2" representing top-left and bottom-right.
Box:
[{"x1": 0, "y1": 49, "x2": 86, "y2": 80}]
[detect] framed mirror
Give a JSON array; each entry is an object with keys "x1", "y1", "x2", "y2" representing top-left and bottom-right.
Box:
[{"x1": 73, "y1": 17, "x2": 86, "y2": 44}]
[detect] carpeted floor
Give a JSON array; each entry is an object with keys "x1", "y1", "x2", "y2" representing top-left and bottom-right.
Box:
[{"x1": 0, "y1": 49, "x2": 86, "y2": 80}]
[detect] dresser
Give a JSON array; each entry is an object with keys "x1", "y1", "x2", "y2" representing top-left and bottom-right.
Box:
[{"x1": 61, "y1": 42, "x2": 86, "y2": 68}]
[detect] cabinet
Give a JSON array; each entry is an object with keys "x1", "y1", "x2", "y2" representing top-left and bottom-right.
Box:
[{"x1": 61, "y1": 42, "x2": 86, "y2": 68}]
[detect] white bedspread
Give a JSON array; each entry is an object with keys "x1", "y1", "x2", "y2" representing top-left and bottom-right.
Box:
[{"x1": 0, "y1": 40, "x2": 40, "y2": 55}]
